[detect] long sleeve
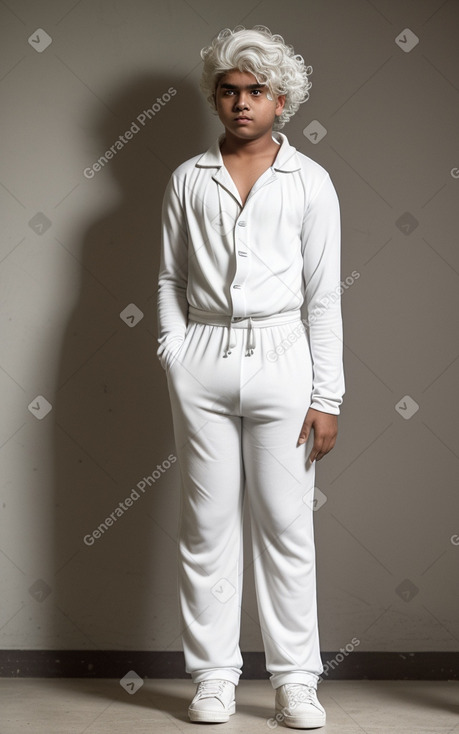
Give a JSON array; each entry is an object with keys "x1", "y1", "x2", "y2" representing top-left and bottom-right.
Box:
[
  {"x1": 300, "y1": 172, "x2": 345, "y2": 414},
  {"x1": 156, "y1": 174, "x2": 189, "y2": 371}
]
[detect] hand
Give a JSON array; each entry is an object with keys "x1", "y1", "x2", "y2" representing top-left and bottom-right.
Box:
[{"x1": 297, "y1": 408, "x2": 338, "y2": 463}]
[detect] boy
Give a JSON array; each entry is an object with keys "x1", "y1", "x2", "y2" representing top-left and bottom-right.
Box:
[{"x1": 156, "y1": 25, "x2": 344, "y2": 729}]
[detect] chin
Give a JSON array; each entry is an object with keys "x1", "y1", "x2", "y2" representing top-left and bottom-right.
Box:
[{"x1": 228, "y1": 125, "x2": 261, "y2": 137}]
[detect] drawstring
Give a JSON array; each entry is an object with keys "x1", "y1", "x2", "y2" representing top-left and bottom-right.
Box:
[
  {"x1": 223, "y1": 321, "x2": 237, "y2": 357},
  {"x1": 246, "y1": 317, "x2": 255, "y2": 356},
  {"x1": 186, "y1": 307, "x2": 302, "y2": 361},
  {"x1": 223, "y1": 318, "x2": 256, "y2": 358}
]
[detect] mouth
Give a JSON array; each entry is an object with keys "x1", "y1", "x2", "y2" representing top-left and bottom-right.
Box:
[{"x1": 234, "y1": 116, "x2": 252, "y2": 123}]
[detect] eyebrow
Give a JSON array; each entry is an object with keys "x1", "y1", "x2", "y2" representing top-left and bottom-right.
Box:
[{"x1": 219, "y1": 83, "x2": 266, "y2": 90}]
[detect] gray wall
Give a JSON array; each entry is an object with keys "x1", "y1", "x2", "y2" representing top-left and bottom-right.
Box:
[{"x1": 1, "y1": 0, "x2": 458, "y2": 658}]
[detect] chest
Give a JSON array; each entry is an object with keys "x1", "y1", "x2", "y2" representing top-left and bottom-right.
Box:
[
  {"x1": 223, "y1": 157, "x2": 275, "y2": 207},
  {"x1": 185, "y1": 166, "x2": 306, "y2": 243}
]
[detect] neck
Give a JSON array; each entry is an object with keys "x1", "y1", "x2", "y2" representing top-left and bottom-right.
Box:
[{"x1": 221, "y1": 129, "x2": 278, "y2": 157}]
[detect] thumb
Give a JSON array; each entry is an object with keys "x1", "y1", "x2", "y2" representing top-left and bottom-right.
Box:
[{"x1": 298, "y1": 412, "x2": 313, "y2": 446}]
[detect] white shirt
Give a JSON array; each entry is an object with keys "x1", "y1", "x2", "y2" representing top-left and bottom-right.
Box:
[{"x1": 157, "y1": 132, "x2": 345, "y2": 414}]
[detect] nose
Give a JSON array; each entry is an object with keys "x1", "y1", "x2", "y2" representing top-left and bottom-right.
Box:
[{"x1": 234, "y1": 91, "x2": 250, "y2": 110}]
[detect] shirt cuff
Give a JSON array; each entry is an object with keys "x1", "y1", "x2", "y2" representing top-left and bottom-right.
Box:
[{"x1": 309, "y1": 397, "x2": 342, "y2": 415}]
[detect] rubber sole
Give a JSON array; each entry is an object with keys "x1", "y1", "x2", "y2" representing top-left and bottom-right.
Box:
[
  {"x1": 275, "y1": 705, "x2": 326, "y2": 729},
  {"x1": 188, "y1": 701, "x2": 236, "y2": 723}
]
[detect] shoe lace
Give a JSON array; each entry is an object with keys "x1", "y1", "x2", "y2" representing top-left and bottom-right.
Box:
[
  {"x1": 196, "y1": 680, "x2": 227, "y2": 700},
  {"x1": 284, "y1": 684, "x2": 316, "y2": 708}
]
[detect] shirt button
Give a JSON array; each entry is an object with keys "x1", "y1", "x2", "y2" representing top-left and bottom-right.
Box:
[
  {"x1": 238, "y1": 221, "x2": 247, "y2": 227},
  {"x1": 233, "y1": 284, "x2": 241, "y2": 289}
]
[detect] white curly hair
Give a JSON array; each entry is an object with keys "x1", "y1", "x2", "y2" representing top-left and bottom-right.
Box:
[{"x1": 200, "y1": 25, "x2": 312, "y2": 130}]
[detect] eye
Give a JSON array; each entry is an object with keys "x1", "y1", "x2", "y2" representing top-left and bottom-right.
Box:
[{"x1": 251, "y1": 89, "x2": 262, "y2": 96}]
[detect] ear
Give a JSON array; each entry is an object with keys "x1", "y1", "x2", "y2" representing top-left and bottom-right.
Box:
[{"x1": 275, "y1": 94, "x2": 286, "y2": 116}]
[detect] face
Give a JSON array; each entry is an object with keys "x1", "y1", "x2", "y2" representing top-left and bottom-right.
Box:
[{"x1": 214, "y1": 70, "x2": 285, "y2": 141}]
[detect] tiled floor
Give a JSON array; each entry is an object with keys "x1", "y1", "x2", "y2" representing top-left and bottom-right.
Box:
[{"x1": 0, "y1": 678, "x2": 458, "y2": 733}]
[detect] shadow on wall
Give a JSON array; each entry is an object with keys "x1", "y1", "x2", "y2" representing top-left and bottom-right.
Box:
[{"x1": 52, "y1": 73, "x2": 209, "y2": 664}]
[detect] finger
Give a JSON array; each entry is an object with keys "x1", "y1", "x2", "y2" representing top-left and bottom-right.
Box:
[
  {"x1": 309, "y1": 430, "x2": 333, "y2": 462},
  {"x1": 310, "y1": 433, "x2": 336, "y2": 462},
  {"x1": 297, "y1": 418, "x2": 312, "y2": 446},
  {"x1": 322, "y1": 433, "x2": 337, "y2": 456},
  {"x1": 308, "y1": 438, "x2": 323, "y2": 463}
]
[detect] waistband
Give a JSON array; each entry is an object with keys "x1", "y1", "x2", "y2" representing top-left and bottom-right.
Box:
[
  {"x1": 188, "y1": 306, "x2": 302, "y2": 328},
  {"x1": 187, "y1": 307, "x2": 303, "y2": 358}
]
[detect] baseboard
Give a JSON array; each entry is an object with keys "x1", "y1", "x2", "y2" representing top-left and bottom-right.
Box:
[{"x1": 0, "y1": 651, "x2": 458, "y2": 679}]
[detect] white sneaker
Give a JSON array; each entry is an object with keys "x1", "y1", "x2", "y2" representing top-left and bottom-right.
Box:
[
  {"x1": 275, "y1": 683, "x2": 326, "y2": 728},
  {"x1": 188, "y1": 679, "x2": 236, "y2": 723}
]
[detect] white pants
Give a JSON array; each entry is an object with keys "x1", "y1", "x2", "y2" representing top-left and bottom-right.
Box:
[{"x1": 165, "y1": 311, "x2": 323, "y2": 690}]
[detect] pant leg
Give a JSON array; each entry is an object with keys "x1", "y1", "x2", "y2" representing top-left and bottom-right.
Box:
[
  {"x1": 240, "y1": 320, "x2": 323, "y2": 689},
  {"x1": 165, "y1": 322, "x2": 246, "y2": 686}
]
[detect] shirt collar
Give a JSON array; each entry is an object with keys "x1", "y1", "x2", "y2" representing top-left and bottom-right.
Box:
[{"x1": 195, "y1": 131, "x2": 301, "y2": 172}]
